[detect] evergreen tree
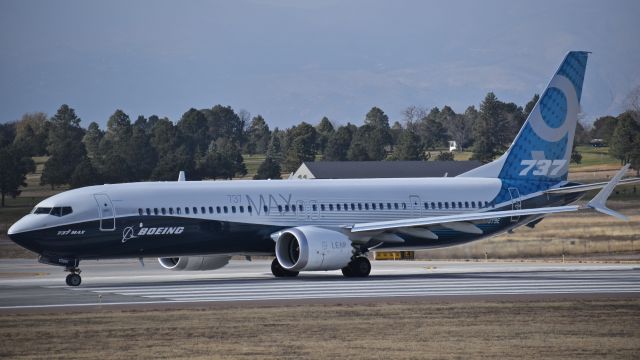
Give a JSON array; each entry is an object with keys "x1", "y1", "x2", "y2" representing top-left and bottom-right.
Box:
[
  {"x1": 82, "y1": 122, "x2": 103, "y2": 160},
  {"x1": 69, "y1": 157, "x2": 101, "y2": 188},
  {"x1": 202, "y1": 105, "x2": 245, "y2": 144},
  {"x1": 364, "y1": 107, "x2": 390, "y2": 130},
  {"x1": 315, "y1": 116, "x2": 335, "y2": 154},
  {"x1": 266, "y1": 128, "x2": 283, "y2": 163},
  {"x1": 609, "y1": 112, "x2": 640, "y2": 164},
  {"x1": 254, "y1": 157, "x2": 282, "y2": 180},
  {"x1": 151, "y1": 145, "x2": 195, "y2": 181},
  {"x1": 283, "y1": 123, "x2": 316, "y2": 172},
  {"x1": 0, "y1": 145, "x2": 35, "y2": 207},
  {"x1": 590, "y1": 116, "x2": 618, "y2": 143},
  {"x1": 470, "y1": 93, "x2": 509, "y2": 162},
  {"x1": 523, "y1": 94, "x2": 540, "y2": 119},
  {"x1": 177, "y1": 108, "x2": 209, "y2": 154},
  {"x1": 324, "y1": 126, "x2": 353, "y2": 161},
  {"x1": 246, "y1": 115, "x2": 271, "y2": 155},
  {"x1": 390, "y1": 129, "x2": 423, "y2": 160},
  {"x1": 13, "y1": 112, "x2": 49, "y2": 156},
  {"x1": 41, "y1": 104, "x2": 86, "y2": 189}
]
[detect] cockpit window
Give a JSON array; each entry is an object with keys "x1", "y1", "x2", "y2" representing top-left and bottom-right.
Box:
[{"x1": 33, "y1": 206, "x2": 73, "y2": 216}]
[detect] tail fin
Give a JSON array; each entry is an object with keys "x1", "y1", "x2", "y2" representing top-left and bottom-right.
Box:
[{"x1": 460, "y1": 51, "x2": 589, "y2": 191}]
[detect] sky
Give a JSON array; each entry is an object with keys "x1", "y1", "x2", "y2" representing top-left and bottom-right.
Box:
[{"x1": 1, "y1": 0, "x2": 639, "y2": 129}]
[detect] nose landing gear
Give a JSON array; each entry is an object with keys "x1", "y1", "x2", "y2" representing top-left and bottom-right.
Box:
[{"x1": 65, "y1": 267, "x2": 82, "y2": 286}]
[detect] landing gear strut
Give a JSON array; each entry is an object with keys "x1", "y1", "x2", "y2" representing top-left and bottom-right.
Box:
[
  {"x1": 342, "y1": 256, "x2": 371, "y2": 278},
  {"x1": 65, "y1": 267, "x2": 82, "y2": 286},
  {"x1": 271, "y1": 258, "x2": 299, "y2": 278}
]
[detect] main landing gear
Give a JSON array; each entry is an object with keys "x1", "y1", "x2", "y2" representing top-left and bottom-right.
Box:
[
  {"x1": 341, "y1": 256, "x2": 371, "y2": 278},
  {"x1": 65, "y1": 267, "x2": 82, "y2": 286},
  {"x1": 271, "y1": 258, "x2": 299, "y2": 278}
]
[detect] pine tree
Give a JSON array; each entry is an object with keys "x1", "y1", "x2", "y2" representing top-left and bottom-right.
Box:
[
  {"x1": 0, "y1": 145, "x2": 35, "y2": 206},
  {"x1": 609, "y1": 112, "x2": 640, "y2": 164},
  {"x1": 390, "y1": 130, "x2": 423, "y2": 160},
  {"x1": 470, "y1": 93, "x2": 509, "y2": 163},
  {"x1": 254, "y1": 157, "x2": 282, "y2": 179}
]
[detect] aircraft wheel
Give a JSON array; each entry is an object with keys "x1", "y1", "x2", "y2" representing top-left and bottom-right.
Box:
[
  {"x1": 346, "y1": 257, "x2": 371, "y2": 278},
  {"x1": 66, "y1": 273, "x2": 82, "y2": 287},
  {"x1": 271, "y1": 258, "x2": 299, "y2": 278}
]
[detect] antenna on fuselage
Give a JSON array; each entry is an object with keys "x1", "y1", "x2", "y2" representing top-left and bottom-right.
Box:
[{"x1": 178, "y1": 171, "x2": 186, "y2": 182}]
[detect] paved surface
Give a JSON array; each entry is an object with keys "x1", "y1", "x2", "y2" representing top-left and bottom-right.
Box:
[{"x1": 0, "y1": 259, "x2": 639, "y2": 310}]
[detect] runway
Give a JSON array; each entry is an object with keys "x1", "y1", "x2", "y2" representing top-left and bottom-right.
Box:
[{"x1": 0, "y1": 259, "x2": 638, "y2": 310}]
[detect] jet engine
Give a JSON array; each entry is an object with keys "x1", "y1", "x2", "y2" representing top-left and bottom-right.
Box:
[
  {"x1": 158, "y1": 255, "x2": 232, "y2": 271},
  {"x1": 275, "y1": 226, "x2": 353, "y2": 271}
]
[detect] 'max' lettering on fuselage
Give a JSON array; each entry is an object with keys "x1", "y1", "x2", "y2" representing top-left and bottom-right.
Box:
[{"x1": 244, "y1": 193, "x2": 293, "y2": 215}]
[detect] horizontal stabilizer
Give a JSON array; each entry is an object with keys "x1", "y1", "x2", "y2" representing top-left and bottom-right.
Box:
[
  {"x1": 586, "y1": 164, "x2": 630, "y2": 221},
  {"x1": 545, "y1": 178, "x2": 640, "y2": 194}
]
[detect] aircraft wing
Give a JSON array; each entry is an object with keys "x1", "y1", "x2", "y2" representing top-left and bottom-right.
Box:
[
  {"x1": 544, "y1": 178, "x2": 640, "y2": 194},
  {"x1": 347, "y1": 165, "x2": 631, "y2": 238}
]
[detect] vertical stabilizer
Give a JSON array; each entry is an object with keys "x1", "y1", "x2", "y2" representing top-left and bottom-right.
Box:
[{"x1": 459, "y1": 51, "x2": 589, "y2": 192}]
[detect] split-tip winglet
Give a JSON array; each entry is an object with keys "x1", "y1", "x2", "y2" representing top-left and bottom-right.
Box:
[{"x1": 585, "y1": 164, "x2": 630, "y2": 221}]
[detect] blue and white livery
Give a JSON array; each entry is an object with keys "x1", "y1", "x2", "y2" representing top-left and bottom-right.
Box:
[{"x1": 8, "y1": 51, "x2": 638, "y2": 286}]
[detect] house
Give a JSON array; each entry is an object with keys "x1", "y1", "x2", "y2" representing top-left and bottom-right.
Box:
[{"x1": 289, "y1": 160, "x2": 482, "y2": 179}]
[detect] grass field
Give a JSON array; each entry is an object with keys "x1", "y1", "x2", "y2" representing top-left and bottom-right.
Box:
[{"x1": 1, "y1": 299, "x2": 638, "y2": 359}]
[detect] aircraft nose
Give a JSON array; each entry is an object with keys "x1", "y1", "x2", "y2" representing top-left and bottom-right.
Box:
[
  {"x1": 7, "y1": 217, "x2": 42, "y2": 254},
  {"x1": 8, "y1": 218, "x2": 30, "y2": 235}
]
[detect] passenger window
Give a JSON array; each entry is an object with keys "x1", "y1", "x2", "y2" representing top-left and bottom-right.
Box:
[
  {"x1": 394, "y1": 203, "x2": 399, "y2": 210},
  {"x1": 424, "y1": 202, "x2": 428, "y2": 210},
  {"x1": 146, "y1": 208, "x2": 151, "y2": 215},
  {"x1": 312, "y1": 204, "x2": 317, "y2": 211},
  {"x1": 208, "y1": 206, "x2": 213, "y2": 214},
  {"x1": 402, "y1": 203, "x2": 407, "y2": 210},
  {"x1": 358, "y1": 203, "x2": 362, "y2": 210},
  {"x1": 224, "y1": 206, "x2": 229, "y2": 213},
  {"x1": 277, "y1": 205, "x2": 282, "y2": 212},
  {"x1": 169, "y1": 208, "x2": 174, "y2": 215},
  {"x1": 329, "y1": 204, "x2": 333, "y2": 211},
  {"x1": 285, "y1": 205, "x2": 289, "y2": 212},
  {"x1": 138, "y1": 208, "x2": 143, "y2": 216},
  {"x1": 232, "y1": 206, "x2": 236, "y2": 213},
  {"x1": 465, "y1": 201, "x2": 469, "y2": 208},
  {"x1": 351, "y1": 203, "x2": 355, "y2": 210},
  {"x1": 336, "y1": 204, "x2": 341, "y2": 211},
  {"x1": 451, "y1": 202, "x2": 456, "y2": 209},
  {"x1": 248, "y1": 205, "x2": 252, "y2": 213},
  {"x1": 438, "y1": 202, "x2": 442, "y2": 209},
  {"x1": 458, "y1": 202, "x2": 462, "y2": 209},
  {"x1": 387, "y1": 203, "x2": 391, "y2": 210},
  {"x1": 484, "y1": 201, "x2": 489, "y2": 208},
  {"x1": 471, "y1": 201, "x2": 476, "y2": 208},
  {"x1": 431, "y1": 202, "x2": 435, "y2": 209},
  {"x1": 299, "y1": 204, "x2": 303, "y2": 211},
  {"x1": 185, "y1": 207, "x2": 190, "y2": 214},
  {"x1": 161, "y1": 208, "x2": 166, "y2": 215},
  {"x1": 263, "y1": 205, "x2": 268, "y2": 213},
  {"x1": 217, "y1": 206, "x2": 222, "y2": 213},
  {"x1": 364, "y1": 203, "x2": 369, "y2": 210},
  {"x1": 154, "y1": 208, "x2": 159, "y2": 215},
  {"x1": 344, "y1": 203, "x2": 348, "y2": 211},
  {"x1": 321, "y1": 204, "x2": 325, "y2": 211},
  {"x1": 445, "y1": 202, "x2": 449, "y2": 209},
  {"x1": 372, "y1": 203, "x2": 376, "y2": 210},
  {"x1": 177, "y1": 208, "x2": 181, "y2": 215},
  {"x1": 240, "y1": 206, "x2": 244, "y2": 213}
]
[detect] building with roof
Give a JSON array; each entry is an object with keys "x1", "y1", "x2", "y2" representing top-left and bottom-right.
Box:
[{"x1": 289, "y1": 160, "x2": 482, "y2": 179}]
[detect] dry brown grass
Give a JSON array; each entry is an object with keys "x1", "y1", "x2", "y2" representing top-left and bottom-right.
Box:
[{"x1": 0, "y1": 299, "x2": 638, "y2": 359}]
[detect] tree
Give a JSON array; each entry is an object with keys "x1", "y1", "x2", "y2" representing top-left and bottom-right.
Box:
[
  {"x1": 254, "y1": 157, "x2": 282, "y2": 180},
  {"x1": 82, "y1": 122, "x2": 103, "y2": 159},
  {"x1": 590, "y1": 116, "x2": 618, "y2": 143},
  {"x1": 202, "y1": 105, "x2": 245, "y2": 144},
  {"x1": 266, "y1": 128, "x2": 283, "y2": 163},
  {"x1": 0, "y1": 145, "x2": 35, "y2": 207},
  {"x1": 347, "y1": 124, "x2": 387, "y2": 161},
  {"x1": 419, "y1": 116, "x2": 448, "y2": 150},
  {"x1": 364, "y1": 107, "x2": 390, "y2": 130},
  {"x1": 196, "y1": 138, "x2": 247, "y2": 180},
  {"x1": 523, "y1": 94, "x2": 540, "y2": 120},
  {"x1": 13, "y1": 112, "x2": 49, "y2": 156},
  {"x1": 324, "y1": 125, "x2": 353, "y2": 161},
  {"x1": 245, "y1": 115, "x2": 271, "y2": 155},
  {"x1": 390, "y1": 129, "x2": 423, "y2": 160},
  {"x1": 151, "y1": 145, "x2": 195, "y2": 181},
  {"x1": 127, "y1": 122, "x2": 158, "y2": 181},
  {"x1": 283, "y1": 123, "x2": 317, "y2": 172},
  {"x1": 69, "y1": 157, "x2": 101, "y2": 188},
  {"x1": 41, "y1": 105, "x2": 86, "y2": 189},
  {"x1": 0, "y1": 122, "x2": 16, "y2": 149},
  {"x1": 470, "y1": 93, "x2": 509, "y2": 162},
  {"x1": 315, "y1": 117, "x2": 335, "y2": 154},
  {"x1": 177, "y1": 108, "x2": 209, "y2": 154},
  {"x1": 609, "y1": 112, "x2": 640, "y2": 165}
]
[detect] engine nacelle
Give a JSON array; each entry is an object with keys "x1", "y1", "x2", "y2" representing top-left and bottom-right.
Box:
[
  {"x1": 158, "y1": 255, "x2": 231, "y2": 271},
  {"x1": 275, "y1": 226, "x2": 353, "y2": 271}
]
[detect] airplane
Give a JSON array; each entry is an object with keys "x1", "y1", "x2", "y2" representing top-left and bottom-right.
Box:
[{"x1": 8, "y1": 51, "x2": 639, "y2": 287}]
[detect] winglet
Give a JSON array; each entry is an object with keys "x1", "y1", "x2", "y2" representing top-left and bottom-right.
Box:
[{"x1": 586, "y1": 164, "x2": 630, "y2": 221}]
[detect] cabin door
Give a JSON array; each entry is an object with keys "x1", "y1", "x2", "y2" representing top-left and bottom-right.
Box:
[
  {"x1": 508, "y1": 187, "x2": 521, "y2": 223},
  {"x1": 94, "y1": 194, "x2": 116, "y2": 231}
]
